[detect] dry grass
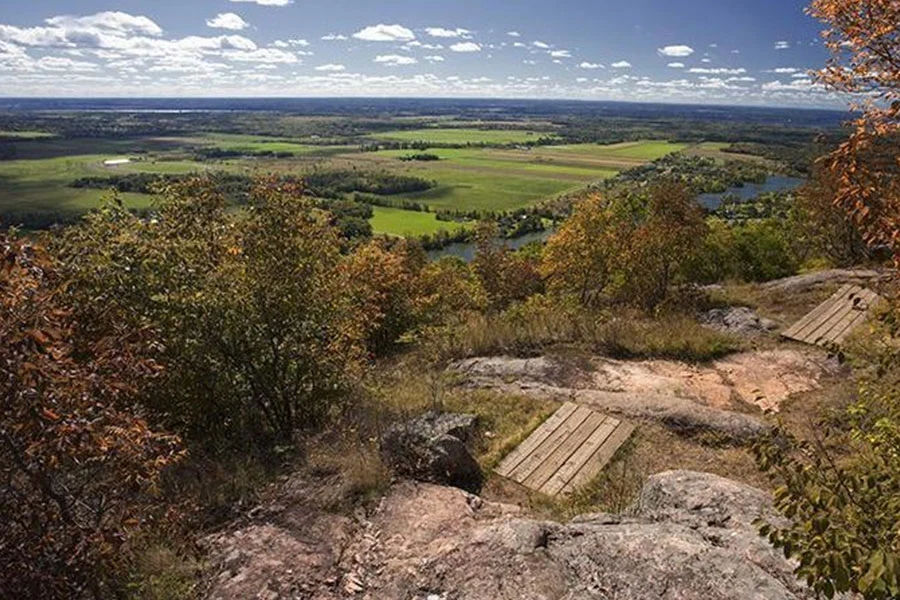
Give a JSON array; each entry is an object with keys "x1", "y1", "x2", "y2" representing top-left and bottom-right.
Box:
[{"x1": 428, "y1": 306, "x2": 743, "y2": 364}]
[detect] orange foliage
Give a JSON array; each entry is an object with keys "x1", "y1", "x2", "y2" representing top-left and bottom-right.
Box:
[
  {"x1": 809, "y1": 0, "x2": 900, "y2": 263},
  {"x1": 0, "y1": 234, "x2": 182, "y2": 598}
]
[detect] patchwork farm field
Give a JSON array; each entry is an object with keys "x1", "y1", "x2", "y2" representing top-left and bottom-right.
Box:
[
  {"x1": 370, "y1": 128, "x2": 556, "y2": 145},
  {"x1": 0, "y1": 131, "x2": 687, "y2": 234}
]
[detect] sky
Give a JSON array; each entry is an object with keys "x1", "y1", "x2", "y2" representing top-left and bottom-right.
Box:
[{"x1": 0, "y1": 0, "x2": 849, "y2": 108}]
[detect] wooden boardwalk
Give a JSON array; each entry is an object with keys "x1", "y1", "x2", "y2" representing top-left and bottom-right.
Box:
[
  {"x1": 782, "y1": 284, "x2": 880, "y2": 347},
  {"x1": 495, "y1": 403, "x2": 635, "y2": 497}
]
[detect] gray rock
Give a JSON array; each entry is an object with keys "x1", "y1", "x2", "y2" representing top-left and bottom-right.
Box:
[
  {"x1": 380, "y1": 412, "x2": 484, "y2": 493},
  {"x1": 762, "y1": 269, "x2": 890, "y2": 294},
  {"x1": 702, "y1": 306, "x2": 778, "y2": 336}
]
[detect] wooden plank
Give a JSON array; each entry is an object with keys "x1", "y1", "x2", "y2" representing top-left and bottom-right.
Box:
[
  {"x1": 790, "y1": 286, "x2": 854, "y2": 342},
  {"x1": 538, "y1": 415, "x2": 620, "y2": 497},
  {"x1": 495, "y1": 402, "x2": 578, "y2": 477},
  {"x1": 833, "y1": 310, "x2": 870, "y2": 344},
  {"x1": 805, "y1": 288, "x2": 869, "y2": 345},
  {"x1": 783, "y1": 285, "x2": 850, "y2": 340},
  {"x1": 827, "y1": 290, "x2": 875, "y2": 343},
  {"x1": 522, "y1": 411, "x2": 608, "y2": 492},
  {"x1": 560, "y1": 421, "x2": 636, "y2": 497},
  {"x1": 507, "y1": 406, "x2": 593, "y2": 484},
  {"x1": 795, "y1": 286, "x2": 859, "y2": 344}
]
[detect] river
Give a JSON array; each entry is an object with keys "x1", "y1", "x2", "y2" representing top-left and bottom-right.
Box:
[{"x1": 697, "y1": 175, "x2": 805, "y2": 210}]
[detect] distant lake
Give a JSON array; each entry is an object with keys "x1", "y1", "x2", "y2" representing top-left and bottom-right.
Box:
[
  {"x1": 698, "y1": 175, "x2": 805, "y2": 210},
  {"x1": 428, "y1": 230, "x2": 551, "y2": 262}
]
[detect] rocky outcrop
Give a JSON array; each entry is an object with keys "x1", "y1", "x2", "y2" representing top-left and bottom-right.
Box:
[
  {"x1": 762, "y1": 269, "x2": 890, "y2": 294},
  {"x1": 202, "y1": 470, "x2": 821, "y2": 599},
  {"x1": 380, "y1": 412, "x2": 483, "y2": 493},
  {"x1": 701, "y1": 306, "x2": 778, "y2": 336}
]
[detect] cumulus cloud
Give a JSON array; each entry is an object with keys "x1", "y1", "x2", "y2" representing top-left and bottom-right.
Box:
[
  {"x1": 550, "y1": 50, "x2": 571, "y2": 58},
  {"x1": 667, "y1": 62, "x2": 685, "y2": 68},
  {"x1": 774, "y1": 40, "x2": 790, "y2": 50},
  {"x1": 45, "y1": 11, "x2": 163, "y2": 37},
  {"x1": 657, "y1": 45, "x2": 694, "y2": 57},
  {"x1": 688, "y1": 67, "x2": 746, "y2": 75},
  {"x1": 611, "y1": 60, "x2": 632, "y2": 68},
  {"x1": 374, "y1": 54, "x2": 417, "y2": 66},
  {"x1": 532, "y1": 41, "x2": 550, "y2": 49},
  {"x1": 424, "y1": 55, "x2": 445, "y2": 62},
  {"x1": 579, "y1": 61, "x2": 604, "y2": 69},
  {"x1": 206, "y1": 13, "x2": 249, "y2": 31},
  {"x1": 449, "y1": 42, "x2": 481, "y2": 52},
  {"x1": 314, "y1": 63, "x2": 345, "y2": 71},
  {"x1": 767, "y1": 67, "x2": 799, "y2": 73},
  {"x1": 507, "y1": 31, "x2": 521, "y2": 37},
  {"x1": 353, "y1": 24, "x2": 415, "y2": 42},
  {"x1": 230, "y1": 0, "x2": 292, "y2": 6},
  {"x1": 321, "y1": 33, "x2": 347, "y2": 41},
  {"x1": 425, "y1": 27, "x2": 471, "y2": 38}
]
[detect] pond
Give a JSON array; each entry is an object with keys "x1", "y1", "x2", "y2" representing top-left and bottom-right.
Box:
[
  {"x1": 698, "y1": 175, "x2": 805, "y2": 210},
  {"x1": 427, "y1": 230, "x2": 551, "y2": 262}
]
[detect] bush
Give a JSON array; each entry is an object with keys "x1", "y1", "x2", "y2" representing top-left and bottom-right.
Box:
[
  {"x1": 55, "y1": 178, "x2": 374, "y2": 448},
  {"x1": 0, "y1": 234, "x2": 182, "y2": 598}
]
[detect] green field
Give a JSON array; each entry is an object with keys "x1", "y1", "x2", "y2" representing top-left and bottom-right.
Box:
[
  {"x1": 154, "y1": 133, "x2": 350, "y2": 156},
  {"x1": 369, "y1": 206, "x2": 470, "y2": 236},
  {"x1": 0, "y1": 155, "x2": 218, "y2": 213},
  {"x1": 371, "y1": 128, "x2": 556, "y2": 145},
  {"x1": 534, "y1": 141, "x2": 688, "y2": 161}
]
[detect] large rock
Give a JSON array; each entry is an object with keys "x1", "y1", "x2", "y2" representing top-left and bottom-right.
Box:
[
  {"x1": 380, "y1": 412, "x2": 484, "y2": 493},
  {"x1": 203, "y1": 471, "x2": 829, "y2": 599},
  {"x1": 701, "y1": 306, "x2": 779, "y2": 336},
  {"x1": 762, "y1": 269, "x2": 890, "y2": 294}
]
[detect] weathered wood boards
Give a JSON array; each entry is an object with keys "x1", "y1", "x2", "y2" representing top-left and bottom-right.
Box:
[
  {"x1": 782, "y1": 284, "x2": 881, "y2": 347},
  {"x1": 495, "y1": 402, "x2": 635, "y2": 497}
]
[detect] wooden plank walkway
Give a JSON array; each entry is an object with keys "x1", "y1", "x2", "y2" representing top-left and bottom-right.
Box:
[
  {"x1": 782, "y1": 285, "x2": 880, "y2": 347},
  {"x1": 495, "y1": 402, "x2": 635, "y2": 497}
]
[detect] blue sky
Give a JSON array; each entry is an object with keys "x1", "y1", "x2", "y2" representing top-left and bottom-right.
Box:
[{"x1": 0, "y1": 0, "x2": 846, "y2": 107}]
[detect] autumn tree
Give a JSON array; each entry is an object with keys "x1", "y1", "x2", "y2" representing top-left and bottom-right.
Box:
[
  {"x1": 472, "y1": 221, "x2": 543, "y2": 312},
  {"x1": 753, "y1": 2, "x2": 900, "y2": 598},
  {"x1": 0, "y1": 233, "x2": 182, "y2": 598},
  {"x1": 541, "y1": 194, "x2": 625, "y2": 306}
]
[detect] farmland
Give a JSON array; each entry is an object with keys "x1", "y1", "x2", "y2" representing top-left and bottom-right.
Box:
[
  {"x1": 0, "y1": 104, "x2": 802, "y2": 240},
  {"x1": 370, "y1": 127, "x2": 557, "y2": 145}
]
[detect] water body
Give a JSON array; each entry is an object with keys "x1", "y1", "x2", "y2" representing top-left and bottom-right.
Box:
[
  {"x1": 428, "y1": 230, "x2": 551, "y2": 262},
  {"x1": 698, "y1": 175, "x2": 805, "y2": 210}
]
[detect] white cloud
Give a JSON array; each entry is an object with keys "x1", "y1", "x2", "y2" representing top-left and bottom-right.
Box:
[
  {"x1": 321, "y1": 33, "x2": 347, "y2": 41},
  {"x1": 774, "y1": 40, "x2": 790, "y2": 50},
  {"x1": 424, "y1": 55, "x2": 444, "y2": 62},
  {"x1": 667, "y1": 62, "x2": 685, "y2": 68},
  {"x1": 700, "y1": 58, "x2": 711, "y2": 63},
  {"x1": 576, "y1": 77, "x2": 588, "y2": 82},
  {"x1": 424, "y1": 27, "x2": 471, "y2": 38},
  {"x1": 550, "y1": 50, "x2": 571, "y2": 58},
  {"x1": 449, "y1": 42, "x2": 481, "y2": 52},
  {"x1": 657, "y1": 45, "x2": 694, "y2": 57},
  {"x1": 374, "y1": 54, "x2": 417, "y2": 66},
  {"x1": 532, "y1": 41, "x2": 550, "y2": 49},
  {"x1": 229, "y1": 0, "x2": 292, "y2": 6},
  {"x1": 314, "y1": 63, "x2": 345, "y2": 72},
  {"x1": 579, "y1": 61, "x2": 604, "y2": 69},
  {"x1": 507, "y1": 31, "x2": 521, "y2": 37},
  {"x1": 727, "y1": 76, "x2": 756, "y2": 82},
  {"x1": 689, "y1": 67, "x2": 747, "y2": 74},
  {"x1": 353, "y1": 24, "x2": 415, "y2": 42},
  {"x1": 611, "y1": 60, "x2": 632, "y2": 69},
  {"x1": 45, "y1": 11, "x2": 163, "y2": 37},
  {"x1": 767, "y1": 67, "x2": 799, "y2": 73},
  {"x1": 206, "y1": 13, "x2": 249, "y2": 31}
]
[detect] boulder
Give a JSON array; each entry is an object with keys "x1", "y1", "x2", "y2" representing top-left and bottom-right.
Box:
[
  {"x1": 701, "y1": 306, "x2": 778, "y2": 336},
  {"x1": 380, "y1": 412, "x2": 483, "y2": 492}
]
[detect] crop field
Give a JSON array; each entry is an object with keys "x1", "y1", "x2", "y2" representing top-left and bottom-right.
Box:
[
  {"x1": 370, "y1": 206, "x2": 470, "y2": 236},
  {"x1": 0, "y1": 154, "x2": 219, "y2": 213},
  {"x1": 370, "y1": 128, "x2": 556, "y2": 145}
]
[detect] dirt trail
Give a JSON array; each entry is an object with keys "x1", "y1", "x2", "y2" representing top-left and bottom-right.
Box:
[{"x1": 452, "y1": 348, "x2": 844, "y2": 441}]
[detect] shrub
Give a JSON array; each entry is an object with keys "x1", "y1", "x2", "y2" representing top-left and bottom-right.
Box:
[
  {"x1": 0, "y1": 234, "x2": 182, "y2": 598},
  {"x1": 55, "y1": 178, "x2": 373, "y2": 447}
]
